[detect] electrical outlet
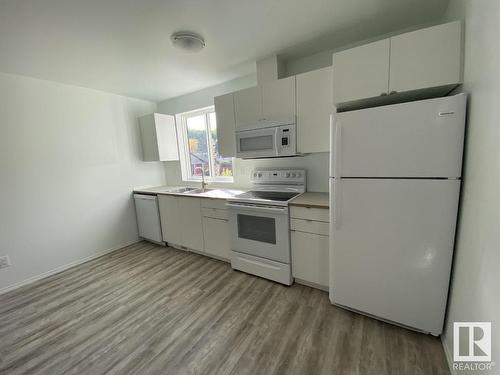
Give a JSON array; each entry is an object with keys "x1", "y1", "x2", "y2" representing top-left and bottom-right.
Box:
[{"x1": 0, "y1": 255, "x2": 11, "y2": 269}]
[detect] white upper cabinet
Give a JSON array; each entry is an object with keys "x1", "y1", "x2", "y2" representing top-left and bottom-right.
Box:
[
  {"x1": 261, "y1": 76, "x2": 296, "y2": 124},
  {"x1": 332, "y1": 21, "x2": 463, "y2": 108},
  {"x1": 332, "y1": 39, "x2": 390, "y2": 104},
  {"x1": 214, "y1": 93, "x2": 236, "y2": 157},
  {"x1": 138, "y1": 113, "x2": 179, "y2": 161},
  {"x1": 389, "y1": 21, "x2": 462, "y2": 94},
  {"x1": 233, "y1": 86, "x2": 262, "y2": 131},
  {"x1": 233, "y1": 77, "x2": 296, "y2": 131},
  {"x1": 296, "y1": 66, "x2": 333, "y2": 153}
]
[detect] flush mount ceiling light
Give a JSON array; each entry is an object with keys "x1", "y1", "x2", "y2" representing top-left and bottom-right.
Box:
[{"x1": 170, "y1": 31, "x2": 206, "y2": 52}]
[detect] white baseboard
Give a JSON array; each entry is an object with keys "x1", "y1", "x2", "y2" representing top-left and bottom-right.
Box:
[
  {"x1": 441, "y1": 335, "x2": 456, "y2": 375},
  {"x1": 294, "y1": 278, "x2": 329, "y2": 292},
  {"x1": 0, "y1": 239, "x2": 140, "y2": 296}
]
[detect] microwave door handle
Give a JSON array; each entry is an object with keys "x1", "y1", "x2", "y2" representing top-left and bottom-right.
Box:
[{"x1": 274, "y1": 127, "x2": 280, "y2": 156}]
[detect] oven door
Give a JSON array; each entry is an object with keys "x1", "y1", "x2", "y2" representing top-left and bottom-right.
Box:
[
  {"x1": 226, "y1": 203, "x2": 290, "y2": 263},
  {"x1": 235, "y1": 127, "x2": 278, "y2": 159}
]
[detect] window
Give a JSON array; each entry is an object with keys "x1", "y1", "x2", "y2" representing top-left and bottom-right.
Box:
[{"x1": 176, "y1": 106, "x2": 234, "y2": 182}]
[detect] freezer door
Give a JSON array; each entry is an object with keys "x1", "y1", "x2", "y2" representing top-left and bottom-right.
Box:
[
  {"x1": 331, "y1": 94, "x2": 466, "y2": 178},
  {"x1": 330, "y1": 178, "x2": 460, "y2": 335}
]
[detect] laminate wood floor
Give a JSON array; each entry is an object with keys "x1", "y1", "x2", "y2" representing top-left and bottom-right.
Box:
[{"x1": 0, "y1": 242, "x2": 450, "y2": 375}]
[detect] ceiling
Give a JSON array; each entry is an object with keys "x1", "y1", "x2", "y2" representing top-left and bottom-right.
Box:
[{"x1": 0, "y1": 0, "x2": 450, "y2": 102}]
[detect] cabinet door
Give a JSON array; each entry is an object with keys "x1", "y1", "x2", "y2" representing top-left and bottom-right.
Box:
[
  {"x1": 233, "y1": 86, "x2": 262, "y2": 131},
  {"x1": 389, "y1": 21, "x2": 462, "y2": 94},
  {"x1": 296, "y1": 67, "x2": 333, "y2": 153},
  {"x1": 262, "y1": 76, "x2": 296, "y2": 123},
  {"x1": 214, "y1": 93, "x2": 236, "y2": 157},
  {"x1": 333, "y1": 39, "x2": 390, "y2": 104},
  {"x1": 179, "y1": 197, "x2": 204, "y2": 251},
  {"x1": 138, "y1": 113, "x2": 179, "y2": 161},
  {"x1": 291, "y1": 231, "x2": 329, "y2": 288},
  {"x1": 154, "y1": 114, "x2": 179, "y2": 161},
  {"x1": 202, "y1": 217, "x2": 230, "y2": 260},
  {"x1": 158, "y1": 195, "x2": 181, "y2": 244}
]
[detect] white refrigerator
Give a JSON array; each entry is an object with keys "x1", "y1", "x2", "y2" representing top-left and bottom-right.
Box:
[{"x1": 329, "y1": 94, "x2": 466, "y2": 335}]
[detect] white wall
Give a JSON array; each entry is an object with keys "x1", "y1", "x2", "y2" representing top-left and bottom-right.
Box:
[
  {"x1": 441, "y1": 1, "x2": 500, "y2": 371},
  {"x1": 0, "y1": 72, "x2": 165, "y2": 291},
  {"x1": 157, "y1": 72, "x2": 330, "y2": 192}
]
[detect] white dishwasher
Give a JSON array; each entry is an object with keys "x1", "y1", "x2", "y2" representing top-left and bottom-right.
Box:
[{"x1": 133, "y1": 194, "x2": 163, "y2": 244}]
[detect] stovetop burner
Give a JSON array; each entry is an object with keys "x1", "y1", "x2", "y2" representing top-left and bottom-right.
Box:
[
  {"x1": 234, "y1": 191, "x2": 300, "y2": 202},
  {"x1": 228, "y1": 169, "x2": 306, "y2": 206}
]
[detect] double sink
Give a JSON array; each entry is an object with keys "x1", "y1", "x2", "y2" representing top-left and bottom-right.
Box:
[
  {"x1": 168, "y1": 187, "x2": 215, "y2": 195},
  {"x1": 162, "y1": 186, "x2": 243, "y2": 199}
]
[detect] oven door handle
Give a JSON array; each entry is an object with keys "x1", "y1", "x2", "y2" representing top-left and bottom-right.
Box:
[{"x1": 226, "y1": 203, "x2": 288, "y2": 214}]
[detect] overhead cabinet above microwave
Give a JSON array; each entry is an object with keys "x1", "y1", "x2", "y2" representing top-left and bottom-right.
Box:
[
  {"x1": 233, "y1": 76, "x2": 296, "y2": 131},
  {"x1": 215, "y1": 67, "x2": 332, "y2": 157},
  {"x1": 333, "y1": 21, "x2": 463, "y2": 110}
]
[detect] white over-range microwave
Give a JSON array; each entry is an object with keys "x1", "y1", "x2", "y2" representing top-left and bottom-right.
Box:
[{"x1": 235, "y1": 124, "x2": 297, "y2": 159}]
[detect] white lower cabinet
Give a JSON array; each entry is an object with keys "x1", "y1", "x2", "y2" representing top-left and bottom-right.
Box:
[
  {"x1": 158, "y1": 194, "x2": 182, "y2": 245},
  {"x1": 158, "y1": 195, "x2": 230, "y2": 259},
  {"x1": 158, "y1": 195, "x2": 204, "y2": 252},
  {"x1": 202, "y1": 217, "x2": 230, "y2": 260},
  {"x1": 291, "y1": 231, "x2": 329, "y2": 289},
  {"x1": 179, "y1": 197, "x2": 204, "y2": 252},
  {"x1": 201, "y1": 199, "x2": 230, "y2": 261},
  {"x1": 290, "y1": 206, "x2": 330, "y2": 290}
]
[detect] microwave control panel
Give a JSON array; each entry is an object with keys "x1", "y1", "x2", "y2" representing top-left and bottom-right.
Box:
[{"x1": 277, "y1": 125, "x2": 296, "y2": 155}]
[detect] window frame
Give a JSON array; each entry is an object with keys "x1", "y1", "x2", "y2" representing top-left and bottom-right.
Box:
[{"x1": 176, "y1": 106, "x2": 234, "y2": 183}]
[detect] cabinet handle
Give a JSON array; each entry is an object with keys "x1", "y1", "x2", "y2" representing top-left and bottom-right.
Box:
[
  {"x1": 380, "y1": 92, "x2": 388, "y2": 96},
  {"x1": 389, "y1": 91, "x2": 397, "y2": 95}
]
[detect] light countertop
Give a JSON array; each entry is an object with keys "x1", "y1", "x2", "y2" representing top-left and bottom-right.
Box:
[
  {"x1": 133, "y1": 185, "x2": 246, "y2": 200},
  {"x1": 290, "y1": 192, "x2": 329, "y2": 209}
]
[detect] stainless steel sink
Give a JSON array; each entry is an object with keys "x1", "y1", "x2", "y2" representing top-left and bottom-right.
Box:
[
  {"x1": 188, "y1": 188, "x2": 216, "y2": 194},
  {"x1": 168, "y1": 187, "x2": 197, "y2": 194}
]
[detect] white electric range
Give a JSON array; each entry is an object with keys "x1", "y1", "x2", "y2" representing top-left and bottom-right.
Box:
[{"x1": 226, "y1": 169, "x2": 306, "y2": 285}]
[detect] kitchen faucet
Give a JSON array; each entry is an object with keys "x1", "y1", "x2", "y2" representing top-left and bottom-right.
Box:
[
  {"x1": 200, "y1": 166, "x2": 208, "y2": 191},
  {"x1": 190, "y1": 152, "x2": 209, "y2": 192}
]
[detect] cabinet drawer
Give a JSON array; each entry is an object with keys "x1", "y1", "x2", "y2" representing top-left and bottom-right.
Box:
[
  {"x1": 201, "y1": 198, "x2": 228, "y2": 210},
  {"x1": 291, "y1": 218, "x2": 329, "y2": 236},
  {"x1": 291, "y1": 231, "x2": 329, "y2": 288},
  {"x1": 290, "y1": 206, "x2": 329, "y2": 222},
  {"x1": 201, "y1": 207, "x2": 228, "y2": 220}
]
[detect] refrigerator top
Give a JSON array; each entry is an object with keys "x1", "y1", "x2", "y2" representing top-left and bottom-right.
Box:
[{"x1": 329, "y1": 94, "x2": 467, "y2": 179}]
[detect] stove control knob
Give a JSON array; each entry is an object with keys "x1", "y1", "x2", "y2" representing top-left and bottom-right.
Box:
[
  {"x1": 291, "y1": 173, "x2": 296, "y2": 178},
  {"x1": 258, "y1": 173, "x2": 262, "y2": 178},
  {"x1": 285, "y1": 172, "x2": 290, "y2": 178},
  {"x1": 296, "y1": 172, "x2": 301, "y2": 178}
]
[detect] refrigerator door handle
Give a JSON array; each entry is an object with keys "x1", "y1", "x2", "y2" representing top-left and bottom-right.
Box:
[
  {"x1": 331, "y1": 178, "x2": 341, "y2": 229},
  {"x1": 329, "y1": 114, "x2": 334, "y2": 177},
  {"x1": 333, "y1": 120, "x2": 342, "y2": 179}
]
